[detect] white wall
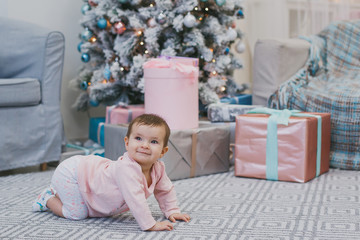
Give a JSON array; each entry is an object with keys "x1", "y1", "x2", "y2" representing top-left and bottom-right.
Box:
[{"x1": 0, "y1": 0, "x2": 101, "y2": 141}]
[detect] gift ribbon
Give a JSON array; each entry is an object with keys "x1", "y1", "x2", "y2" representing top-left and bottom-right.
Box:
[
  {"x1": 143, "y1": 58, "x2": 198, "y2": 80},
  {"x1": 221, "y1": 105, "x2": 231, "y2": 122},
  {"x1": 247, "y1": 108, "x2": 322, "y2": 180},
  {"x1": 66, "y1": 143, "x2": 90, "y2": 155},
  {"x1": 97, "y1": 122, "x2": 105, "y2": 146},
  {"x1": 190, "y1": 131, "x2": 197, "y2": 178}
]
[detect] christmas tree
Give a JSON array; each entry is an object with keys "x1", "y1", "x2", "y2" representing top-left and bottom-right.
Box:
[{"x1": 73, "y1": 0, "x2": 245, "y2": 111}]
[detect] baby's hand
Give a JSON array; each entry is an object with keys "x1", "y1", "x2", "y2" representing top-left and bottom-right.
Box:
[
  {"x1": 168, "y1": 213, "x2": 191, "y2": 223},
  {"x1": 147, "y1": 221, "x2": 174, "y2": 231}
]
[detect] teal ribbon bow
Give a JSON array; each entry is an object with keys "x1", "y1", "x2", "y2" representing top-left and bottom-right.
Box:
[{"x1": 247, "y1": 108, "x2": 322, "y2": 180}]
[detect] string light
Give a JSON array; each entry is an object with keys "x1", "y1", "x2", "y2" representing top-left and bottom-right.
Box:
[
  {"x1": 212, "y1": 59, "x2": 216, "y2": 63},
  {"x1": 140, "y1": 41, "x2": 144, "y2": 45},
  {"x1": 89, "y1": 36, "x2": 97, "y2": 43},
  {"x1": 120, "y1": 67, "x2": 125, "y2": 71},
  {"x1": 145, "y1": 50, "x2": 149, "y2": 54}
]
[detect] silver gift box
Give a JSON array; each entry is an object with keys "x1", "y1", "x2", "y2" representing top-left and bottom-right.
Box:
[
  {"x1": 207, "y1": 103, "x2": 262, "y2": 122},
  {"x1": 105, "y1": 123, "x2": 230, "y2": 180}
]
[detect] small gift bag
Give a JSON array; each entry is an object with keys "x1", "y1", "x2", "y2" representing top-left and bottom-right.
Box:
[{"x1": 105, "y1": 104, "x2": 145, "y2": 124}]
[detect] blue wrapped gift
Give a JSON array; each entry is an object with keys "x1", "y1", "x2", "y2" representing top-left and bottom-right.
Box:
[
  {"x1": 89, "y1": 117, "x2": 105, "y2": 144},
  {"x1": 220, "y1": 94, "x2": 252, "y2": 105}
]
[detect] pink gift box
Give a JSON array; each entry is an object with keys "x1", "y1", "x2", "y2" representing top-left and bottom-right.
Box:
[
  {"x1": 105, "y1": 104, "x2": 145, "y2": 124},
  {"x1": 143, "y1": 57, "x2": 199, "y2": 130},
  {"x1": 234, "y1": 112, "x2": 331, "y2": 183}
]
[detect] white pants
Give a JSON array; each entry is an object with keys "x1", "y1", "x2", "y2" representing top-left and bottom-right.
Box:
[{"x1": 51, "y1": 156, "x2": 88, "y2": 220}]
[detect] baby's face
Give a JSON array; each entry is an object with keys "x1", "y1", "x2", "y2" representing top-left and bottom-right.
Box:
[{"x1": 124, "y1": 124, "x2": 168, "y2": 169}]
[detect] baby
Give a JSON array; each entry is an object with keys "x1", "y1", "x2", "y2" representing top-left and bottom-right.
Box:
[{"x1": 32, "y1": 113, "x2": 190, "y2": 231}]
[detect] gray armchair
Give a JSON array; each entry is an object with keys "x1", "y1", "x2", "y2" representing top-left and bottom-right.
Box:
[{"x1": 0, "y1": 17, "x2": 65, "y2": 171}]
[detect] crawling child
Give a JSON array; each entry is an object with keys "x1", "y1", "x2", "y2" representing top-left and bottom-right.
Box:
[{"x1": 32, "y1": 113, "x2": 190, "y2": 231}]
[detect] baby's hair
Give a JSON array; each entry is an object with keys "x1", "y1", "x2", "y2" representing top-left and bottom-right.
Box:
[{"x1": 126, "y1": 114, "x2": 171, "y2": 147}]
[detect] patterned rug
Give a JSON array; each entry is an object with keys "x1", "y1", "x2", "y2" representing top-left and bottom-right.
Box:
[{"x1": 0, "y1": 168, "x2": 359, "y2": 239}]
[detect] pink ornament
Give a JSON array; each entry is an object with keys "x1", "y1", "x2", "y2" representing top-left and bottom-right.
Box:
[
  {"x1": 147, "y1": 18, "x2": 157, "y2": 28},
  {"x1": 88, "y1": 0, "x2": 98, "y2": 7},
  {"x1": 113, "y1": 21, "x2": 126, "y2": 34}
]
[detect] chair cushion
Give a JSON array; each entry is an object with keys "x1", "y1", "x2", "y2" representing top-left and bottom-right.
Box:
[{"x1": 0, "y1": 78, "x2": 41, "y2": 107}]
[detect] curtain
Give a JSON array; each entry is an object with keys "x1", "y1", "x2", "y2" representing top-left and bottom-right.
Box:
[
  {"x1": 291, "y1": 0, "x2": 359, "y2": 37},
  {"x1": 243, "y1": 0, "x2": 360, "y2": 52}
]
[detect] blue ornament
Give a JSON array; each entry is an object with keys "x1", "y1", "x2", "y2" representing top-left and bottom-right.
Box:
[
  {"x1": 81, "y1": 29, "x2": 93, "y2": 41},
  {"x1": 81, "y1": 53, "x2": 90, "y2": 62},
  {"x1": 236, "y1": 9, "x2": 244, "y2": 19},
  {"x1": 97, "y1": 18, "x2": 107, "y2": 29},
  {"x1": 215, "y1": 0, "x2": 226, "y2": 6},
  {"x1": 80, "y1": 81, "x2": 88, "y2": 90},
  {"x1": 103, "y1": 64, "x2": 111, "y2": 80},
  {"x1": 77, "y1": 42, "x2": 83, "y2": 52},
  {"x1": 118, "y1": 0, "x2": 128, "y2": 3},
  {"x1": 225, "y1": 47, "x2": 230, "y2": 54},
  {"x1": 89, "y1": 99, "x2": 99, "y2": 107},
  {"x1": 81, "y1": 4, "x2": 91, "y2": 14}
]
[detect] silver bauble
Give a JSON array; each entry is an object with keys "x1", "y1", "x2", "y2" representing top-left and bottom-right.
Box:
[
  {"x1": 227, "y1": 28, "x2": 237, "y2": 41},
  {"x1": 156, "y1": 12, "x2": 167, "y2": 25},
  {"x1": 236, "y1": 41, "x2": 246, "y2": 53},
  {"x1": 183, "y1": 13, "x2": 196, "y2": 28}
]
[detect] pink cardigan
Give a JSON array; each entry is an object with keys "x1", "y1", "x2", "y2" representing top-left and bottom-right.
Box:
[{"x1": 76, "y1": 152, "x2": 180, "y2": 230}]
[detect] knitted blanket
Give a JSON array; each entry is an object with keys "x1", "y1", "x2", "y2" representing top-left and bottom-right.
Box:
[{"x1": 269, "y1": 20, "x2": 360, "y2": 170}]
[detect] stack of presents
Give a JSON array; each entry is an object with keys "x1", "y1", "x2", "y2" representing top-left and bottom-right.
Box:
[{"x1": 90, "y1": 56, "x2": 331, "y2": 183}]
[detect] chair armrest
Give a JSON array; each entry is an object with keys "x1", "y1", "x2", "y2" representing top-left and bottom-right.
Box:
[
  {"x1": 0, "y1": 17, "x2": 65, "y2": 105},
  {"x1": 252, "y1": 38, "x2": 310, "y2": 106}
]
